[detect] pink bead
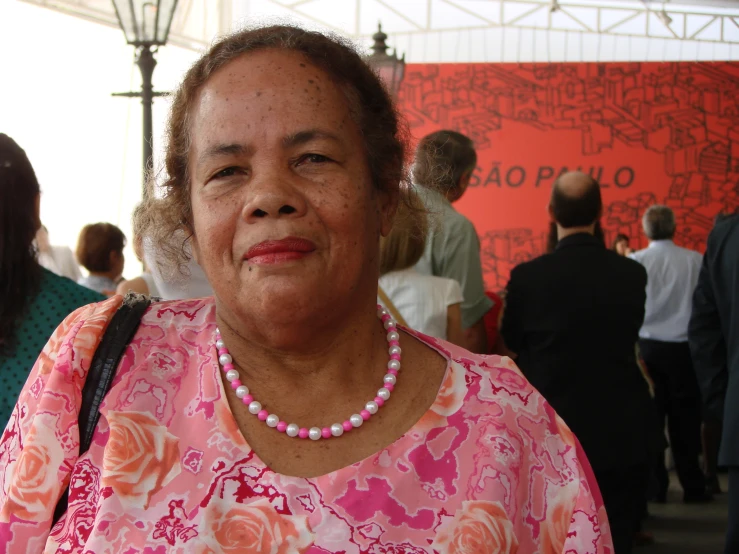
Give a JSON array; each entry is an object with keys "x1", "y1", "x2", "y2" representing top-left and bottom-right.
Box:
[
  {"x1": 215, "y1": 334, "x2": 221, "y2": 340},
  {"x1": 381, "y1": 313, "x2": 391, "y2": 322},
  {"x1": 230, "y1": 379, "x2": 242, "y2": 389},
  {"x1": 218, "y1": 348, "x2": 229, "y2": 356},
  {"x1": 385, "y1": 384, "x2": 394, "y2": 392},
  {"x1": 388, "y1": 368, "x2": 398, "y2": 375},
  {"x1": 222, "y1": 363, "x2": 235, "y2": 371},
  {"x1": 342, "y1": 420, "x2": 353, "y2": 431},
  {"x1": 257, "y1": 410, "x2": 268, "y2": 421},
  {"x1": 277, "y1": 421, "x2": 287, "y2": 432},
  {"x1": 241, "y1": 394, "x2": 253, "y2": 405},
  {"x1": 390, "y1": 353, "x2": 401, "y2": 360},
  {"x1": 360, "y1": 410, "x2": 371, "y2": 420},
  {"x1": 374, "y1": 396, "x2": 385, "y2": 406},
  {"x1": 298, "y1": 428, "x2": 309, "y2": 439},
  {"x1": 321, "y1": 427, "x2": 332, "y2": 439},
  {"x1": 389, "y1": 340, "x2": 400, "y2": 347}
]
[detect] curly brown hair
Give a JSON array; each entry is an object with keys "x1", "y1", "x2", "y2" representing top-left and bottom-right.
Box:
[{"x1": 138, "y1": 24, "x2": 410, "y2": 270}]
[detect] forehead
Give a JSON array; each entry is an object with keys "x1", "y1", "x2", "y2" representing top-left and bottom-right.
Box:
[{"x1": 189, "y1": 49, "x2": 356, "y2": 149}]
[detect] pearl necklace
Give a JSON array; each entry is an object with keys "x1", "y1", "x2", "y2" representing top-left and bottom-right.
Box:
[{"x1": 215, "y1": 304, "x2": 401, "y2": 441}]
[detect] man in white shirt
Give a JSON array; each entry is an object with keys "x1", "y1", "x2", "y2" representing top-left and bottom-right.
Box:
[{"x1": 630, "y1": 205, "x2": 709, "y2": 503}]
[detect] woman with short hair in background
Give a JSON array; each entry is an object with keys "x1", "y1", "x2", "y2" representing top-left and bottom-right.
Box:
[{"x1": 75, "y1": 222, "x2": 126, "y2": 295}]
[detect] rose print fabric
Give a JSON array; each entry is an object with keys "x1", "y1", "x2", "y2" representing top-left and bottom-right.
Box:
[{"x1": 0, "y1": 297, "x2": 613, "y2": 553}]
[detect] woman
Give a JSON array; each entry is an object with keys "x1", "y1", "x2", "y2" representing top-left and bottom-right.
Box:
[
  {"x1": 379, "y1": 189, "x2": 464, "y2": 344},
  {"x1": 0, "y1": 27, "x2": 611, "y2": 552},
  {"x1": 0, "y1": 134, "x2": 104, "y2": 426},
  {"x1": 76, "y1": 222, "x2": 126, "y2": 295},
  {"x1": 611, "y1": 233, "x2": 631, "y2": 256}
]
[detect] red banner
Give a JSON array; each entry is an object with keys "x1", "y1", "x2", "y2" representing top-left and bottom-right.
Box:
[{"x1": 399, "y1": 62, "x2": 739, "y2": 290}]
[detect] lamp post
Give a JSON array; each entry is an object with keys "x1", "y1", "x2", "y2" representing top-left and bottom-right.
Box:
[
  {"x1": 366, "y1": 23, "x2": 406, "y2": 98},
  {"x1": 111, "y1": 0, "x2": 179, "y2": 196}
]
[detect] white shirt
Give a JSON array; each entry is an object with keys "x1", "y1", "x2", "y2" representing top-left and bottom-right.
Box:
[
  {"x1": 379, "y1": 268, "x2": 463, "y2": 340},
  {"x1": 630, "y1": 240, "x2": 702, "y2": 342},
  {"x1": 38, "y1": 245, "x2": 82, "y2": 282},
  {"x1": 143, "y1": 235, "x2": 213, "y2": 301}
]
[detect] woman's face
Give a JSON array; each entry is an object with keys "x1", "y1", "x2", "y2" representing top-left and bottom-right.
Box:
[
  {"x1": 188, "y1": 49, "x2": 396, "y2": 329},
  {"x1": 616, "y1": 240, "x2": 629, "y2": 256}
]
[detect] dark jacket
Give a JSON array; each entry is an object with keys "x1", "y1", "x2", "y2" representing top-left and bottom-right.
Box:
[
  {"x1": 502, "y1": 233, "x2": 654, "y2": 471},
  {"x1": 689, "y1": 214, "x2": 739, "y2": 467}
]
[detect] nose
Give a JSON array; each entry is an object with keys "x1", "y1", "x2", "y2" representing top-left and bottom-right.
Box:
[{"x1": 241, "y1": 169, "x2": 308, "y2": 223}]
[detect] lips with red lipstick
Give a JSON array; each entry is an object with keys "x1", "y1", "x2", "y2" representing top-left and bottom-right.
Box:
[{"x1": 244, "y1": 237, "x2": 316, "y2": 265}]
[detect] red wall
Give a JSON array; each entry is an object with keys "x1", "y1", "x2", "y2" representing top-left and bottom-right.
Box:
[{"x1": 398, "y1": 62, "x2": 739, "y2": 290}]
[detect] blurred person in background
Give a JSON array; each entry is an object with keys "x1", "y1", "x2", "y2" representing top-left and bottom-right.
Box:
[
  {"x1": 689, "y1": 210, "x2": 739, "y2": 553},
  {"x1": 630, "y1": 205, "x2": 710, "y2": 504},
  {"x1": 412, "y1": 130, "x2": 493, "y2": 353},
  {"x1": 612, "y1": 233, "x2": 632, "y2": 256},
  {"x1": 117, "y1": 202, "x2": 213, "y2": 300},
  {"x1": 0, "y1": 134, "x2": 103, "y2": 426},
  {"x1": 35, "y1": 224, "x2": 82, "y2": 281},
  {"x1": 378, "y1": 187, "x2": 464, "y2": 344},
  {"x1": 75, "y1": 222, "x2": 126, "y2": 295},
  {"x1": 502, "y1": 172, "x2": 655, "y2": 553}
]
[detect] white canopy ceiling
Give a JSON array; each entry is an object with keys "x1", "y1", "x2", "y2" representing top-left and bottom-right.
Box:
[{"x1": 19, "y1": 0, "x2": 739, "y2": 60}]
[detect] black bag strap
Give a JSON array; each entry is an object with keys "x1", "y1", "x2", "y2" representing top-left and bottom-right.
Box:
[{"x1": 51, "y1": 293, "x2": 152, "y2": 527}]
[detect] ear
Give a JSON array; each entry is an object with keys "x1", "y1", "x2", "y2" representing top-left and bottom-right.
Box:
[
  {"x1": 547, "y1": 202, "x2": 556, "y2": 221},
  {"x1": 378, "y1": 184, "x2": 400, "y2": 238},
  {"x1": 457, "y1": 170, "x2": 472, "y2": 194}
]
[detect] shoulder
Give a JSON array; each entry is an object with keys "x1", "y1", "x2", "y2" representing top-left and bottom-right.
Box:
[
  {"x1": 509, "y1": 254, "x2": 552, "y2": 282},
  {"x1": 608, "y1": 251, "x2": 647, "y2": 279},
  {"x1": 38, "y1": 268, "x2": 105, "y2": 305}
]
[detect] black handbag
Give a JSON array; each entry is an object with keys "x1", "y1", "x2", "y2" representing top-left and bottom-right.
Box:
[{"x1": 51, "y1": 293, "x2": 152, "y2": 527}]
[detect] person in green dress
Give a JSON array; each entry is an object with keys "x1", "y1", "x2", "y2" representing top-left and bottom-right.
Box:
[{"x1": 0, "y1": 134, "x2": 104, "y2": 426}]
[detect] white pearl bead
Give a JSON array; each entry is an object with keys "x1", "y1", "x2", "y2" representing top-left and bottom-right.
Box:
[
  {"x1": 387, "y1": 331, "x2": 400, "y2": 342},
  {"x1": 387, "y1": 359, "x2": 401, "y2": 371},
  {"x1": 378, "y1": 308, "x2": 388, "y2": 317},
  {"x1": 383, "y1": 319, "x2": 396, "y2": 330},
  {"x1": 350, "y1": 414, "x2": 363, "y2": 428},
  {"x1": 384, "y1": 374, "x2": 397, "y2": 385},
  {"x1": 248, "y1": 401, "x2": 262, "y2": 414},
  {"x1": 378, "y1": 387, "x2": 391, "y2": 400},
  {"x1": 225, "y1": 369, "x2": 239, "y2": 381},
  {"x1": 286, "y1": 423, "x2": 300, "y2": 437},
  {"x1": 216, "y1": 339, "x2": 225, "y2": 349},
  {"x1": 365, "y1": 401, "x2": 379, "y2": 414},
  {"x1": 235, "y1": 385, "x2": 249, "y2": 398},
  {"x1": 331, "y1": 423, "x2": 344, "y2": 437},
  {"x1": 389, "y1": 345, "x2": 402, "y2": 355},
  {"x1": 219, "y1": 353, "x2": 233, "y2": 366},
  {"x1": 266, "y1": 414, "x2": 279, "y2": 427},
  {"x1": 309, "y1": 427, "x2": 322, "y2": 440},
  {"x1": 215, "y1": 327, "x2": 220, "y2": 334}
]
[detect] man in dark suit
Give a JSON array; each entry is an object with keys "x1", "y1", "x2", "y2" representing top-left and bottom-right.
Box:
[
  {"x1": 688, "y1": 213, "x2": 739, "y2": 554},
  {"x1": 502, "y1": 172, "x2": 655, "y2": 554}
]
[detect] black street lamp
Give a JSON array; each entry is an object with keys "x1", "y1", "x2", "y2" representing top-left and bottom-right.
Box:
[
  {"x1": 366, "y1": 23, "x2": 406, "y2": 98},
  {"x1": 111, "y1": 0, "x2": 179, "y2": 195}
]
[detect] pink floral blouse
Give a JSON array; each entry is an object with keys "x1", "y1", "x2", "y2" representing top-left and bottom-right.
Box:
[{"x1": 0, "y1": 297, "x2": 613, "y2": 553}]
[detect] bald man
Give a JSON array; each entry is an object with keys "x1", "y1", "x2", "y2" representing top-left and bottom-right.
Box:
[{"x1": 502, "y1": 172, "x2": 656, "y2": 554}]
